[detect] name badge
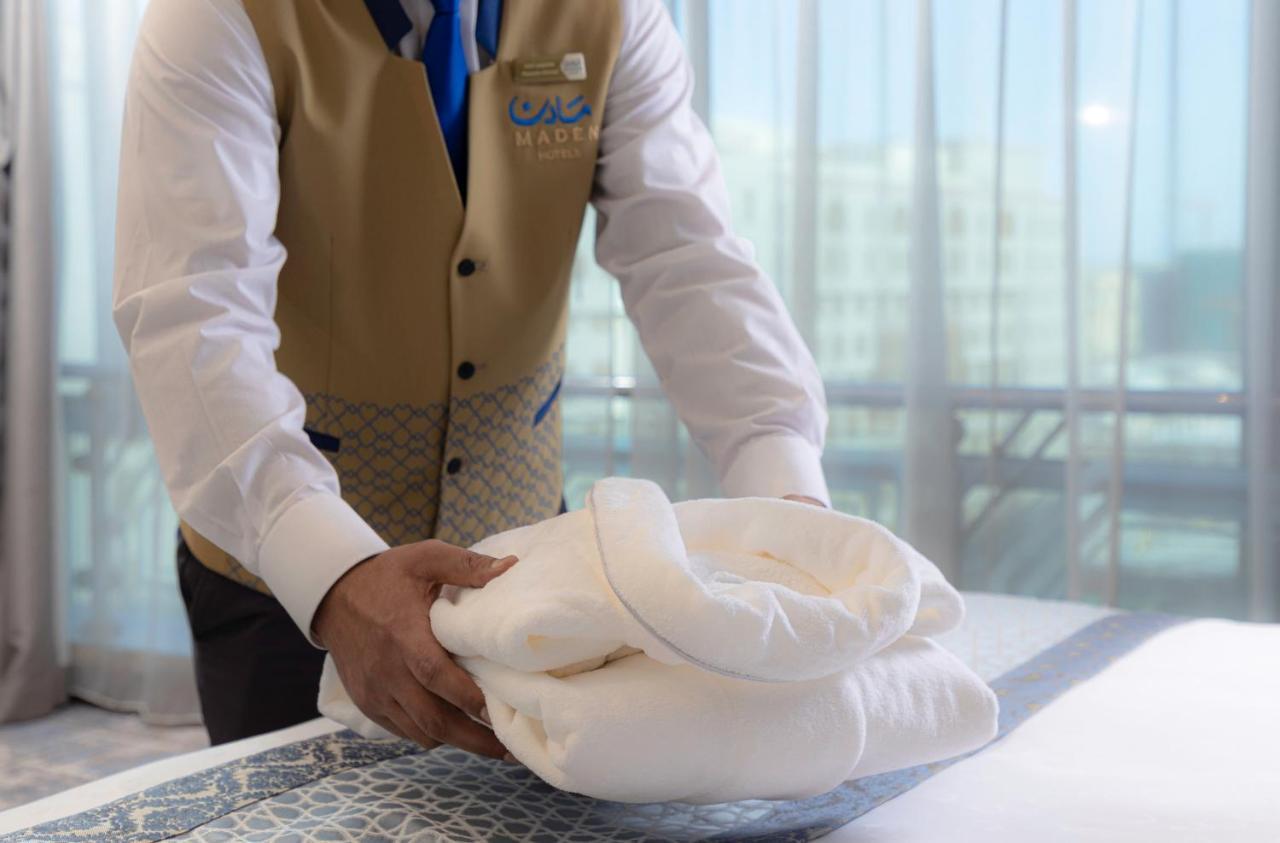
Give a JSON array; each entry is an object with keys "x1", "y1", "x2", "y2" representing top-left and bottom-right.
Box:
[{"x1": 514, "y1": 52, "x2": 588, "y2": 84}]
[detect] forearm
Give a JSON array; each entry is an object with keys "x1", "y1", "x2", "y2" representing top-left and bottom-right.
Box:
[
  {"x1": 593, "y1": 0, "x2": 830, "y2": 504},
  {"x1": 114, "y1": 0, "x2": 387, "y2": 640}
]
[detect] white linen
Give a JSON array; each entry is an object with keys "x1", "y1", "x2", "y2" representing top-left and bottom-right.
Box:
[
  {"x1": 824, "y1": 619, "x2": 1280, "y2": 843},
  {"x1": 5, "y1": 600, "x2": 1276, "y2": 841},
  {"x1": 319, "y1": 477, "x2": 997, "y2": 803},
  {"x1": 111, "y1": 0, "x2": 829, "y2": 641}
]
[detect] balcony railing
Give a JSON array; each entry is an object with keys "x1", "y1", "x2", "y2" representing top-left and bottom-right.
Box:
[
  {"x1": 562, "y1": 375, "x2": 1249, "y2": 415},
  {"x1": 57, "y1": 363, "x2": 1262, "y2": 617}
]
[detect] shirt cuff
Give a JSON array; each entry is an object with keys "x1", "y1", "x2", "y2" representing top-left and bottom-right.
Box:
[
  {"x1": 719, "y1": 433, "x2": 831, "y2": 507},
  {"x1": 257, "y1": 492, "x2": 390, "y2": 647}
]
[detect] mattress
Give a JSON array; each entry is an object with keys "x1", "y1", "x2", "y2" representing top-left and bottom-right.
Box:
[{"x1": 1, "y1": 593, "x2": 1274, "y2": 842}]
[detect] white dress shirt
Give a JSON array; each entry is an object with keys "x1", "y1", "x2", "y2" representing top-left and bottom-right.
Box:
[{"x1": 113, "y1": 0, "x2": 830, "y2": 639}]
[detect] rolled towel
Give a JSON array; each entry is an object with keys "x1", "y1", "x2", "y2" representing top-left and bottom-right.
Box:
[{"x1": 318, "y1": 477, "x2": 998, "y2": 803}]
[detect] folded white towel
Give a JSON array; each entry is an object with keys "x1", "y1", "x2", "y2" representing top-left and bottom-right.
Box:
[{"x1": 319, "y1": 478, "x2": 998, "y2": 803}]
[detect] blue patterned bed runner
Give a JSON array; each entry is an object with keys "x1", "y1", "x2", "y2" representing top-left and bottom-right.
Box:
[{"x1": 4, "y1": 612, "x2": 1184, "y2": 843}]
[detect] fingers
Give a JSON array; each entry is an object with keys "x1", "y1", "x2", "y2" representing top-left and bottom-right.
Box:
[
  {"x1": 382, "y1": 701, "x2": 441, "y2": 752},
  {"x1": 404, "y1": 633, "x2": 488, "y2": 719},
  {"x1": 394, "y1": 685, "x2": 508, "y2": 760},
  {"x1": 366, "y1": 707, "x2": 414, "y2": 742},
  {"x1": 369, "y1": 712, "x2": 409, "y2": 740},
  {"x1": 409, "y1": 540, "x2": 518, "y2": 588},
  {"x1": 328, "y1": 538, "x2": 518, "y2": 761}
]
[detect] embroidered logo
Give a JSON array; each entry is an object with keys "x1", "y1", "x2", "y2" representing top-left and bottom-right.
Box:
[
  {"x1": 508, "y1": 95, "x2": 593, "y2": 126},
  {"x1": 509, "y1": 96, "x2": 600, "y2": 161}
]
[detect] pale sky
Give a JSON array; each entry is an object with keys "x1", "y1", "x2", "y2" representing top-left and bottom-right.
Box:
[{"x1": 692, "y1": 0, "x2": 1248, "y2": 268}]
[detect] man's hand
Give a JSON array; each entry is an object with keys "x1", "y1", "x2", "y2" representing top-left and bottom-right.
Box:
[{"x1": 312, "y1": 540, "x2": 518, "y2": 759}]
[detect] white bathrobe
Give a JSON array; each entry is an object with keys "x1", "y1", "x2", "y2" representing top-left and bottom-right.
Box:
[{"x1": 319, "y1": 478, "x2": 998, "y2": 804}]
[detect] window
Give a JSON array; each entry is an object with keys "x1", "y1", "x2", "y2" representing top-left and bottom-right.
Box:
[
  {"x1": 561, "y1": 0, "x2": 1262, "y2": 620},
  {"x1": 827, "y1": 201, "x2": 847, "y2": 231}
]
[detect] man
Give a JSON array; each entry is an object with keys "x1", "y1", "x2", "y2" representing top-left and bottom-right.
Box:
[{"x1": 114, "y1": 0, "x2": 829, "y2": 759}]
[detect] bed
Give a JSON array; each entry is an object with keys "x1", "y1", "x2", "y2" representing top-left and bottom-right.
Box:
[{"x1": 1, "y1": 592, "x2": 1275, "y2": 842}]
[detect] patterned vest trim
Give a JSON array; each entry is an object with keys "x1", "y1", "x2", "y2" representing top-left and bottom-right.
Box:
[{"x1": 184, "y1": 0, "x2": 623, "y2": 594}]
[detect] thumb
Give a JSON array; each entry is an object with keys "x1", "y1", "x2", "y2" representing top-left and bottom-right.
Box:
[{"x1": 411, "y1": 540, "x2": 518, "y2": 588}]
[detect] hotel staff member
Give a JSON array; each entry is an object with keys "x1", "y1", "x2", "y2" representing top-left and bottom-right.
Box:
[{"x1": 113, "y1": 0, "x2": 829, "y2": 758}]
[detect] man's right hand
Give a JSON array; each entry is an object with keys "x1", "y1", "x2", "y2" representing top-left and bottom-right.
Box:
[{"x1": 312, "y1": 539, "x2": 518, "y2": 759}]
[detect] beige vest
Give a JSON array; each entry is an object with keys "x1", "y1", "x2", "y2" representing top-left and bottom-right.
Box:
[{"x1": 183, "y1": 0, "x2": 623, "y2": 593}]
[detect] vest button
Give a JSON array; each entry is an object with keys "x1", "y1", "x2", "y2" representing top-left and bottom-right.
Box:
[
  {"x1": 446, "y1": 457, "x2": 463, "y2": 475},
  {"x1": 457, "y1": 361, "x2": 475, "y2": 380},
  {"x1": 457, "y1": 258, "x2": 476, "y2": 277}
]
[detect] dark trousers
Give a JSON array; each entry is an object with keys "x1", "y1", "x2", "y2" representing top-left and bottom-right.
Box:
[{"x1": 177, "y1": 534, "x2": 326, "y2": 745}]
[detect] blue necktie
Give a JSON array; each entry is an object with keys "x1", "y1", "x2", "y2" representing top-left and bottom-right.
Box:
[
  {"x1": 424, "y1": 0, "x2": 469, "y2": 199},
  {"x1": 476, "y1": 0, "x2": 501, "y2": 64}
]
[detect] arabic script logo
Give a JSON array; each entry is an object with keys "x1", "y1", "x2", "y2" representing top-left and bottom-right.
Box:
[{"x1": 508, "y1": 95, "x2": 593, "y2": 127}]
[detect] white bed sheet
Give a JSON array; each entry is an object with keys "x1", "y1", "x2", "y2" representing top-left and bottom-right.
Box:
[
  {"x1": 2, "y1": 597, "x2": 1274, "y2": 841},
  {"x1": 825, "y1": 618, "x2": 1280, "y2": 842}
]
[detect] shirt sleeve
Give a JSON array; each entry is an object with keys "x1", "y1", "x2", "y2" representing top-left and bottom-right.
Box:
[
  {"x1": 592, "y1": 0, "x2": 831, "y2": 505},
  {"x1": 112, "y1": 0, "x2": 388, "y2": 642}
]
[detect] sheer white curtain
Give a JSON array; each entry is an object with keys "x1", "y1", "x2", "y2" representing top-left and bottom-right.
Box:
[
  {"x1": 49, "y1": 0, "x2": 198, "y2": 723},
  {"x1": 563, "y1": 0, "x2": 1279, "y2": 621}
]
